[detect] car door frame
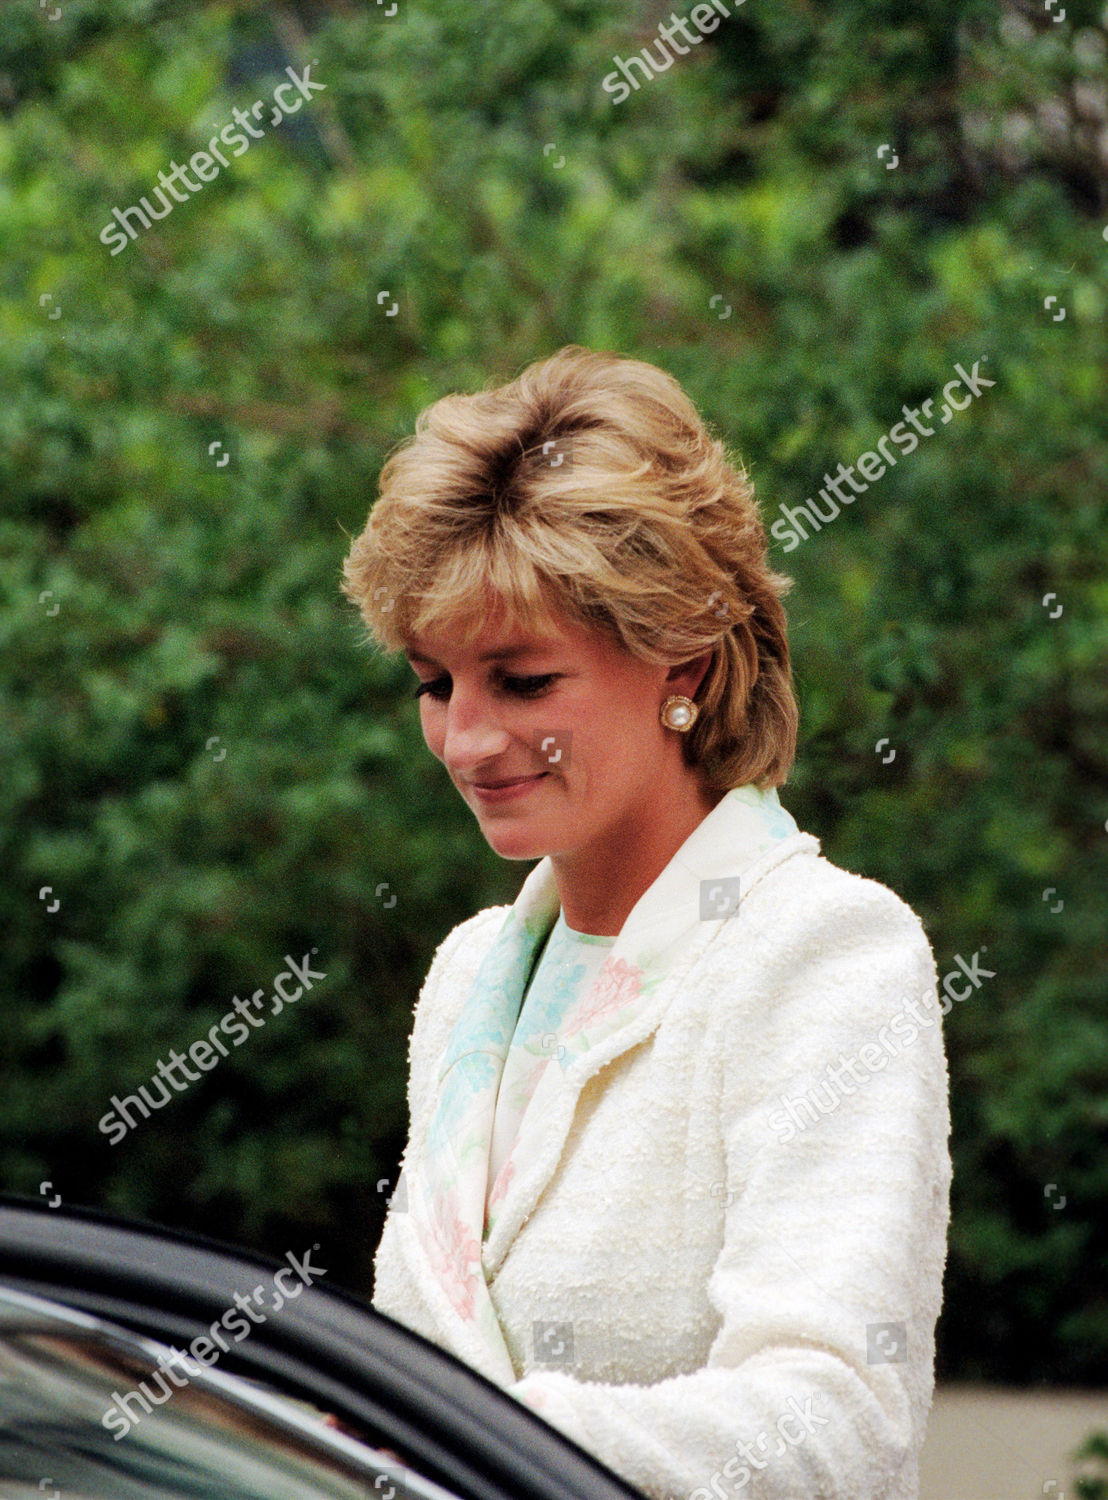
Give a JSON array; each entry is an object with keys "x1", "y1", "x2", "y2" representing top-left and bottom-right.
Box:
[{"x1": 0, "y1": 1195, "x2": 644, "y2": 1500}]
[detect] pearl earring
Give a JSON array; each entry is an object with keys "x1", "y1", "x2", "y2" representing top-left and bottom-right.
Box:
[{"x1": 660, "y1": 695, "x2": 699, "y2": 732}]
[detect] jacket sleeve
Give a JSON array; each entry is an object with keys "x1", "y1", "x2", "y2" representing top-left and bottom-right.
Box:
[{"x1": 507, "y1": 877, "x2": 953, "y2": 1500}]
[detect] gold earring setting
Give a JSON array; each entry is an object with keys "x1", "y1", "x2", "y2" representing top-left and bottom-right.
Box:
[{"x1": 660, "y1": 695, "x2": 699, "y2": 732}]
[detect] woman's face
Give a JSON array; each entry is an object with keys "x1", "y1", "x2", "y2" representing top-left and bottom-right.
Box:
[{"x1": 403, "y1": 598, "x2": 714, "y2": 863}]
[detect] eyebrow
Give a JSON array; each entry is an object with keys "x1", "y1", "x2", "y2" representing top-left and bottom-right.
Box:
[{"x1": 404, "y1": 644, "x2": 550, "y2": 667}]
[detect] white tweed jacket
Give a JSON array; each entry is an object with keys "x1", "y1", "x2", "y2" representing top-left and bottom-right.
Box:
[{"x1": 373, "y1": 789, "x2": 952, "y2": 1500}]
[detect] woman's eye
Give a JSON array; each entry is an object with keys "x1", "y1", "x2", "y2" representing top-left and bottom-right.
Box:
[
  {"x1": 502, "y1": 674, "x2": 558, "y2": 697},
  {"x1": 411, "y1": 674, "x2": 557, "y2": 701}
]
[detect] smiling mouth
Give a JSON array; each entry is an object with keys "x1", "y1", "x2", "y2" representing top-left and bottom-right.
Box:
[{"x1": 470, "y1": 773, "x2": 547, "y2": 790}]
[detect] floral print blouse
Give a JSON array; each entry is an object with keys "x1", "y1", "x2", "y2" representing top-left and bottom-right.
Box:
[{"x1": 484, "y1": 913, "x2": 616, "y2": 1236}]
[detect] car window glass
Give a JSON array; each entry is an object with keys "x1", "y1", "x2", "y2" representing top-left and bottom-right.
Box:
[{"x1": 0, "y1": 1291, "x2": 463, "y2": 1500}]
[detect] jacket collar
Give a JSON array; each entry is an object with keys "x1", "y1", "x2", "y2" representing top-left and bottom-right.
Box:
[{"x1": 399, "y1": 785, "x2": 816, "y2": 1383}]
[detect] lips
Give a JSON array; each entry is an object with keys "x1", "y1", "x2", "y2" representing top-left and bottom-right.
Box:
[{"x1": 471, "y1": 774, "x2": 544, "y2": 789}]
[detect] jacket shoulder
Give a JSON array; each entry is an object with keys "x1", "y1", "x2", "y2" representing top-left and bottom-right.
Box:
[
  {"x1": 750, "y1": 843, "x2": 935, "y2": 953},
  {"x1": 710, "y1": 846, "x2": 941, "y2": 1041}
]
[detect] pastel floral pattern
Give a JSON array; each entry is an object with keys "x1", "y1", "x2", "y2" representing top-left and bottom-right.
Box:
[
  {"x1": 512, "y1": 951, "x2": 591, "y2": 1039},
  {"x1": 428, "y1": 1191, "x2": 482, "y2": 1320},
  {"x1": 481, "y1": 919, "x2": 621, "y2": 1235},
  {"x1": 561, "y1": 956, "x2": 644, "y2": 1041},
  {"x1": 407, "y1": 783, "x2": 801, "y2": 1368},
  {"x1": 484, "y1": 1157, "x2": 516, "y2": 1238},
  {"x1": 426, "y1": 1052, "x2": 499, "y2": 1154}
]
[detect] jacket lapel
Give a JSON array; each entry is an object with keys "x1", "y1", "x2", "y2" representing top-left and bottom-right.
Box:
[
  {"x1": 400, "y1": 785, "x2": 814, "y2": 1380},
  {"x1": 401, "y1": 881, "x2": 559, "y2": 1384}
]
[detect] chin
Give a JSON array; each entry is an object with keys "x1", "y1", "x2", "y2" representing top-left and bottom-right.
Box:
[{"x1": 477, "y1": 821, "x2": 552, "y2": 861}]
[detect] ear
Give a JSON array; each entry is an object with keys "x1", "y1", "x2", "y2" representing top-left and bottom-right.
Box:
[{"x1": 665, "y1": 650, "x2": 714, "y2": 702}]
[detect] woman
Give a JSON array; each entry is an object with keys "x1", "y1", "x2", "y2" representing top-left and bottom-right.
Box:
[{"x1": 341, "y1": 346, "x2": 952, "y2": 1500}]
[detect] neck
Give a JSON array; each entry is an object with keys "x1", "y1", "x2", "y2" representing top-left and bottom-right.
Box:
[{"x1": 551, "y1": 781, "x2": 724, "y2": 936}]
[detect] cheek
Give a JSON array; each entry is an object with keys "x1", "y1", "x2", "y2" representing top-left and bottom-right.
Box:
[
  {"x1": 419, "y1": 706, "x2": 446, "y2": 759},
  {"x1": 564, "y1": 725, "x2": 621, "y2": 783},
  {"x1": 589, "y1": 708, "x2": 660, "y2": 783}
]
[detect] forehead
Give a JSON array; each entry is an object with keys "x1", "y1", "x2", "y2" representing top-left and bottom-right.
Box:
[
  {"x1": 402, "y1": 604, "x2": 583, "y2": 667},
  {"x1": 403, "y1": 636, "x2": 558, "y2": 666}
]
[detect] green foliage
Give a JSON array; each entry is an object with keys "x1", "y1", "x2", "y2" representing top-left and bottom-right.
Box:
[
  {"x1": 1, "y1": 0, "x2": 1105, "y2": 1376},
  {"x1": 1074, "y1": 1430, "x2": 1108, "y2": 1500}
]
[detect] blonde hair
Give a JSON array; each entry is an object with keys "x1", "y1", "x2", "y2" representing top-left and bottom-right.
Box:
[{"x1": 340, "y1": 345, "x2": 798, "y2": 793}]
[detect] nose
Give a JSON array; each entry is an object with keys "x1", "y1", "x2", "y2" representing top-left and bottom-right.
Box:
[{"x1": 439, "y1": 684, "x2": 512, "y2": 775}]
